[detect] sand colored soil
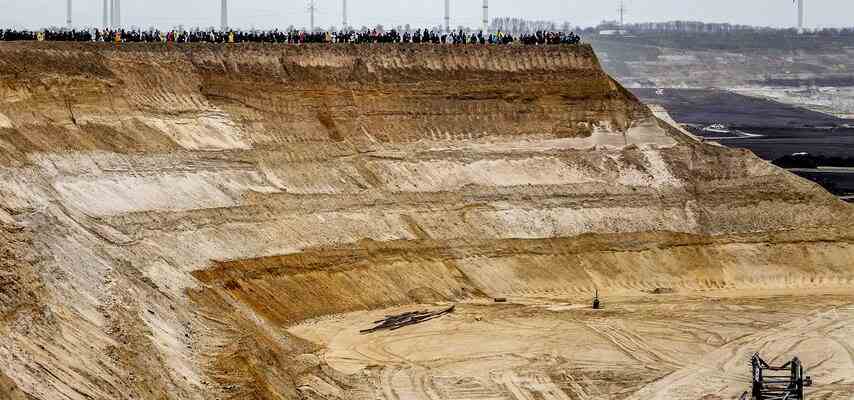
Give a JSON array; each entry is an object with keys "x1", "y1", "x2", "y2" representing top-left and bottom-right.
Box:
[
  {"x1": 0, "y1": 42, "x2": 851, "y2": 400},
  {"x1": 290, "y1": 292, "x2": 854, "y2": 400}
]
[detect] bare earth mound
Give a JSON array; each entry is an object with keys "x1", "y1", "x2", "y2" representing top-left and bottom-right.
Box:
[{"x1": 0, "y1": 42, "x2": 852, "y2": 400}]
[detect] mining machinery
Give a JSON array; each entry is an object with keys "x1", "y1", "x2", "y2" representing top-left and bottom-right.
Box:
[{"x1": 750, "y1": 353, "x2": 812, "y2": 400}]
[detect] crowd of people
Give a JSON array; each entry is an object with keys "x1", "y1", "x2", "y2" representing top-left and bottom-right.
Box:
[{"x1": 0, "y1": 27, "x2": 581, "y2": 45}]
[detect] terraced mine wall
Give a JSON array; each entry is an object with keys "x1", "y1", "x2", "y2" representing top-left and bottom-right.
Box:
[
  {"x1": 0, "y1": 42, "x2": 852, "y2": 400},
  {"x1": 589, "y1": 34, "x2": 854, "y2": 88}
]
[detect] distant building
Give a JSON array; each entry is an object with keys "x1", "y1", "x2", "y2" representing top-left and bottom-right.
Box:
[{"x1": 598, "y1": 30, "x2": 627, "y2": 36}]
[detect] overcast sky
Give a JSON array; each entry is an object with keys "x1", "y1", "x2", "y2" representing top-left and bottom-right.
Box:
[{"x1": 0, "y1": 0, "x2": 850, "y2": 30}]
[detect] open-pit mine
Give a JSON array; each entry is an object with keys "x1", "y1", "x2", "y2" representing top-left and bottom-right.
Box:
[{"x1": 0, "y1": 42, "x2": 852, "y2": 400}]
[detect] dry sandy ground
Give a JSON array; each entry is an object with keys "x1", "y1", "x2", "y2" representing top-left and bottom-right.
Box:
[
  {"x1": 1, "y1": 43, "x2": 852, "y2": 400},
  {"x1": 290, "y1": 290, "x2": 854, "y2": 400}
]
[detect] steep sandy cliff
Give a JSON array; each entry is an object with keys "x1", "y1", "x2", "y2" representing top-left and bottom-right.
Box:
[{"x1": 0, "y1": 43, "x2": 851, "y2": 400}]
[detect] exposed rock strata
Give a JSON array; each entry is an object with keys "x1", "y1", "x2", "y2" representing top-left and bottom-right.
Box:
[{"x1": 0, "y1": 42, "x2": 850, "y2": 400}]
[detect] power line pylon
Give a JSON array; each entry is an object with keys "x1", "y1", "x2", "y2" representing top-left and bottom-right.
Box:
[
  {"x1": 617, "y1": 0, "x2": 629, "y2": 35},
  {"x1": 618, "y1": 1, "x2": 628, "y2": 33}
]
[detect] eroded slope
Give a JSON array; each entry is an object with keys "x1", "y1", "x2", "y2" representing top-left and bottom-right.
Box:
[{"x1": 0, "y1": 42, "x2": 851, "y2": 400}]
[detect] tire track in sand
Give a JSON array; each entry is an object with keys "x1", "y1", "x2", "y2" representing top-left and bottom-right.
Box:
[
  {"x1": 627, "y1": 305, "x2": 854, "y2": 400},
  {"x1": 581, "y1": 320, "x2": 682, "y2": 371}
]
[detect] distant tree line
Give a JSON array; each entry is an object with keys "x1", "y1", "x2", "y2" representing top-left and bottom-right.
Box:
[
  {"x1": 488, "y1": 18, "x2": 576, "y2": 35},
  {"x1": 587, "y1": 21, "x2": 854, "y2": 51},
  {"x1": 592, "y1": 20, "x2": 854, "y2": 36},
  {"x1": 621, "y1": 21, "x2": 776, "y2": 34}
]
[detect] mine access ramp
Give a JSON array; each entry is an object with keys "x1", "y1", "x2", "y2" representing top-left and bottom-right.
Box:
[{"x1": 750, "y1": 353, "x2": 812, "y2": 400}]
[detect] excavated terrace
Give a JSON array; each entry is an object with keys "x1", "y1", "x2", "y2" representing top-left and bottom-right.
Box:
[{"x1": 0, "y1": 42, "x2": 851, "y2": 400}]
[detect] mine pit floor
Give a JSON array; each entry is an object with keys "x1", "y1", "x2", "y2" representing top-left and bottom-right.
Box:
[{"x1": 289, "y1": 290, "x2": 854, "y2": 400}]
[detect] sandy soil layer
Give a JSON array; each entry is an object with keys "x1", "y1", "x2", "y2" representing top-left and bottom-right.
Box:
[
  {"x1": 0, "y1": 43, "x2": 851, "y2": 400},
  {"x1": 290, "y1": 291, "x2": 854, "y2": 400}
]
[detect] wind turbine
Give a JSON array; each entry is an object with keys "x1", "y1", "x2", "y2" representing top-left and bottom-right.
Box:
[
  {"x1": 66, "y1": 0, "x2": 72, "y2": 27},
  {"x1": 342, "y1": 0, "x2": 348, "y2": 28},
  {"x1": 109, "y1": 0, "x2": 121, "y2": 28},
  {"x1": 307, "y1": 0, "x2": 317, "y2": 32},
  {"x1": 444, "y1": 0, "x2": 450, "y2": 32},
  {"x1": 482, "y1": 0, "x2": 488, "y2": 32},
  {"x1": 221, "y1": 0, "x2": 228, "y2": 30},
  {"x1": 795, "y1": 0, "x2": 805, "y2": 32}
]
